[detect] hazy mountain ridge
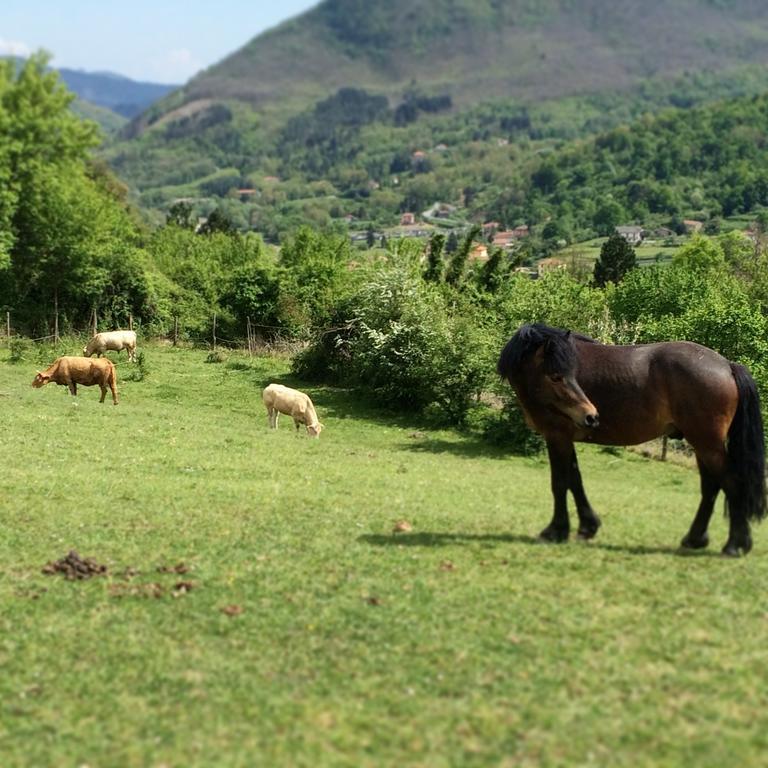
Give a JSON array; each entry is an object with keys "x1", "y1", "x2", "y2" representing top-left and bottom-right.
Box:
[{"x1": 57, "y1": 67, "x2": 178, "y2": 119}]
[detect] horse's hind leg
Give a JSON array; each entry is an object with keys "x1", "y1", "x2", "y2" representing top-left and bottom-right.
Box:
[
  {"x1": 680, "y1": 457, "x2": 720, "y2": 550},
  {"x1": 540, "y1": 439, "x2": 573, "y2": 542},
  {"x1": 721, "y1": 471, "x2": 753, "y2": 557},
  {"x1": 569, "y1": 449, "x2": 601, "y2": 539}
]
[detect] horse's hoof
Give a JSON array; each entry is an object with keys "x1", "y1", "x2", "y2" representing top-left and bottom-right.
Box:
[
  {"x1": 539, "y1": 526, "x2": 569, "y2": 543},
  {"x1": 680, "y1": 532, "x2": 709, "y2": 550},
  {"x1": 577, "y1": 520, "x2": 601, "y2": 540},
  {"x1": 722, "y1": 538, "x2": 752, "y2": 557}
]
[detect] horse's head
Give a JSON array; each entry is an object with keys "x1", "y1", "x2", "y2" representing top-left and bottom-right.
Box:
[
  {"x1": 499, "y1": 325, "x2": 599, "y2": 430},
  {"x1": 532, "y1": 332, "x2": 599, "y2": 429}
]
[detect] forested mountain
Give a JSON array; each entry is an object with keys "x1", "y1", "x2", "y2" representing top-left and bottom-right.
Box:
[
  {"x1": 57, "y1": 67, "x2": 177, "y2": 119},
  {"x1": 102, "y1": 0, "x2": 768, "y2": 238}
]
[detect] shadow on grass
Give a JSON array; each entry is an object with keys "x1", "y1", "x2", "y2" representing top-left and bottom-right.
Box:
[{"x1": 359, "y1": 531, "x2": 722, "y2": 558}]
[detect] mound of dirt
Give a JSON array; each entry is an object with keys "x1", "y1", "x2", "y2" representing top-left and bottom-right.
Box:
[{"x1": 42, "y1": 550, "x2": 108, "y2": 580}]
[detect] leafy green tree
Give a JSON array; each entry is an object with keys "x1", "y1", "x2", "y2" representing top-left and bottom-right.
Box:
[
  {"x1": 167, "y1": 201, "x2": 195, "y2": 229},
  {"x1": 424, "y1": 232, "x2": 445, "y2": 282},
  {"x1": 593, "y1": 233, "x2": 637, "y2": 286},
  {"x1": 478, "y1": 247, "x2": 508, "y2": 294},
  {"x1": 198, "y1": 208, "x2": 236, "y2": 236},
  {"x1": 593, "y1": 201, "x2": 625, "y2": 236},
  {"x1": 446, "y1": 225, "x2": 480, "y2": 287}
]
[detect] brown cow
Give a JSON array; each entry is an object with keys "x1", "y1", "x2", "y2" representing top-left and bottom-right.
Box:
[{"x1": 32, "y1": 356, "x2": 118, "y2": 405}]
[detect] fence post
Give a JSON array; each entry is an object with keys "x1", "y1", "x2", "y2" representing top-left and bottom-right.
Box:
[
  {"x1": 91, "y1": 308, "x2": 98, "y2": 336},
  {"x1": 128, "y1": 313, "x2": 133, "y2": 331},
  {"x1": 661, "y1": 436, "x2": 668, "y2": 462},
  {"x1": 247, "y1": 316, "x2": 253, "y2": 357},
  {"x1": 173, "y1": 316, "x2": 178, "y2": 346},
  {"x1": 5, "y1": 311, "x2": 10, "y2": 342},
  {"x1": 53, "y1": 288, "x2": 59, "y2": 348},
  {"x1": 212, "y1": 313, "x2": 217, "y2": 351}
]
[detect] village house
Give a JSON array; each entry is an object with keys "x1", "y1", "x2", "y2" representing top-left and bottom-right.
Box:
[
  {"x1": 469, "y1": 244, "x2": 489, "y2": 262},
  {"x1": 492, "y1": 226, "x2": 528, "y2": 248},
  {"x1": 683, "y1": 219, "x2": 703, "y2": 234},
  {"x1": 615, "y1": 225, "x2": 644, "y2": 245},
  {"x1": 400, "y1": 212, "x2": 416, "y2": 226}
]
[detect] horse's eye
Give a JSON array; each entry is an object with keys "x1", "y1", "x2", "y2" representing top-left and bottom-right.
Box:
[{"x1": 549, "y1": 373, "x2": 563, "y2": 383}]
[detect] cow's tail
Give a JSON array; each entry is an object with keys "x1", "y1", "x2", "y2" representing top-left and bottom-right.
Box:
[{"x1": 728, "y1": 363, "x2": 767, "y2": 522}]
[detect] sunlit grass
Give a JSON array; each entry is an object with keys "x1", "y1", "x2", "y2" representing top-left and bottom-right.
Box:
[{"x1": 1, "y1": 344, "x2": 767, "y2": 767}]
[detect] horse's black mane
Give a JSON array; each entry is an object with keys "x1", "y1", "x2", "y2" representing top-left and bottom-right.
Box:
[{"x1": 497, "y1": 323, "x2": 595, "y2": 381}]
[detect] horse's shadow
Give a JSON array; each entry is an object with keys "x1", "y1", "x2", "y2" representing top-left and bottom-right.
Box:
[{"x1": 358, "y1": 531, "x2": 722, "y2": 558}]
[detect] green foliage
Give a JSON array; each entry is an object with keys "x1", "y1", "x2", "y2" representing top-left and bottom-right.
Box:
[
  {"x1": 295, "y1": 263, "x2": 494, "y2": 423},
  {"x1": 8, "y1": 337, "x2": 31, "y2": 364},
  {"x1": 609, "y1": 257, "x2": 768, "y2": 375},
  {"x1": 277, "y1": 227, "x2": 355, "y2": 335},
  {"x1": 445, "y1": 225, "x2": 481, "y2": 287},
  {"x1": 593, "y1": 232, "x2": 638, "y2": 286},
  {"x1": 121, "y1": 350, "x2": 149, "y2": 382},
  {"x1": 493, "y1": 271, "x2": 608, "y2": 337}
]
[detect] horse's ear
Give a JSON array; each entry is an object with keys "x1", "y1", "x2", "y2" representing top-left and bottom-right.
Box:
[{"x1": 564, "y1": 330, "x2": 571, "y2": 340}]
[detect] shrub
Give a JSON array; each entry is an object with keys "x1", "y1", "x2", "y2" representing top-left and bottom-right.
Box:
[{"x1": 8, "y1": 337, "x2": 32, "y2": 363}]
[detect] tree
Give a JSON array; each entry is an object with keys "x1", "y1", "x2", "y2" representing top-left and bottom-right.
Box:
[
  {"x1": 593, "y1": 233, "x2": 637, "y2": 287},
  {"x1": 198, "y1": 208, "x2": 236, "y2": 236},
  {"x1": 167, "y1": 201, "x2": 195, "y2": 229},
  {"x1": 446, "y1": 225, "x2": 480, "y2": 287},
  {"x1": 593, "y1": 201, "x2": 625, "y2": 236},
  {"x1": 424, "y1": 232, "x2": 445, "y2": 282}
]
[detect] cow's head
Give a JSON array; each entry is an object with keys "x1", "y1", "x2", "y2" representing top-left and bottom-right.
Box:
[
  {"x1": 32, "y1": 371, "x2": 51, "y2": 388},
  {"x1": 307, "y1": 422, "x2": 324, "y2": 439}
]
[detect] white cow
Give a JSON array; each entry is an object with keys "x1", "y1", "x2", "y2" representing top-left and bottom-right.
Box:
[
  {"x1": 262, "y1": 383, "x2": 323, "y2": 438},
  {"x1": 83, "y1": 330, "x2": 137, "y2": 362}
]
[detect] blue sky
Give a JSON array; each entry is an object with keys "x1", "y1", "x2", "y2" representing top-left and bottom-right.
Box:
[{"x1": 0, "y1": 0, "x2": 319, "y2": 84}]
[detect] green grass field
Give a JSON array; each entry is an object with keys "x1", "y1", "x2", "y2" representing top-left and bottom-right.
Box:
[{"x1": 1, "y1": 344, "x2": 767, "y2": 767}]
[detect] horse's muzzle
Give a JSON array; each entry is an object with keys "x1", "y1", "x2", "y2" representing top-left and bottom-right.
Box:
[{"x1": 584, "y1": 413, "x2": 599, "y2": 428}]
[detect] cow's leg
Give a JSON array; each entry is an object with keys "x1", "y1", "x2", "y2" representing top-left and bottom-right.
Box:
[
  {"x1": 99, "y1": 384, "x2": 107, "y2": 403},
  {"x1": 68, "y1": 382, "x2": 77, "y2": 396},
  {"x1": 267, "y1": 408, "x2": 277, "y2": 429},
  {"x1": 294, "y1": 419, "x2": 301, "y2": 435}
]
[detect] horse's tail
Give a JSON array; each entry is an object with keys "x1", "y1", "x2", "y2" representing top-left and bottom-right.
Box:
[{"x1": 728, "y1": 363, "x2": 767, "y2": 522}]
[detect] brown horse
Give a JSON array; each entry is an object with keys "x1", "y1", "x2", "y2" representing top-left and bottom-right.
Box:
[{"x1": 497, "y1": 324, "x2": 766, "y2": 556}]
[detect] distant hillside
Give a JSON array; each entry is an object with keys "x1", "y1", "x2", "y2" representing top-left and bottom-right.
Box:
[
  {"x1": 102, "y1": 0, "x2": 768, "y2": 238},
  {"x1": 57, "y1": 68, "x2": 178, "y2": 119},
  {"x1": 137, "y1": 0, "x2": 768, "y2": 130}
]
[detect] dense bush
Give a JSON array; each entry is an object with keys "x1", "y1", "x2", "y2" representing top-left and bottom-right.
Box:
[{"x1": 294, "y1": 263, "x2": 495, "y2": 423}]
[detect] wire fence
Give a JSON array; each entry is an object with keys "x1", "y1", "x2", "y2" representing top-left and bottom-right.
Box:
[{"x1": 2, "y1": 310, "x2": 306, "y2": 357}]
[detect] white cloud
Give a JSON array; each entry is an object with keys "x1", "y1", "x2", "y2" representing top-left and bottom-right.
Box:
[{"x1": 0, "y1": 37, "x2": 32, "y2": 58}]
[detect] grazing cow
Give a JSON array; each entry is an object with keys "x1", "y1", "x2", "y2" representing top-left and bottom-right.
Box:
[
  {"x1": 32, "y1": 357, "x2": 118, "y2": 405},
  {"x1": 262, "y1": 383, "x2": 323, "y2": 438},
  {"x1": 83, "y1": 330, "x2": 137, "y2": 362}
]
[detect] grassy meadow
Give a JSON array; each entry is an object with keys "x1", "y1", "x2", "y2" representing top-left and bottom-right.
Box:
[{"x1": 1, "y1": 343, "x2": 768, "y2": 767}]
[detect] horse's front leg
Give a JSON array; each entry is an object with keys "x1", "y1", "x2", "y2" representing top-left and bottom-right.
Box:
[
  {"x1": 569, "y1": 449, "x2": 601, "y2": 539},
  {"x1": 540, "y1": 439, "x2": 573, "y2": 542}
]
